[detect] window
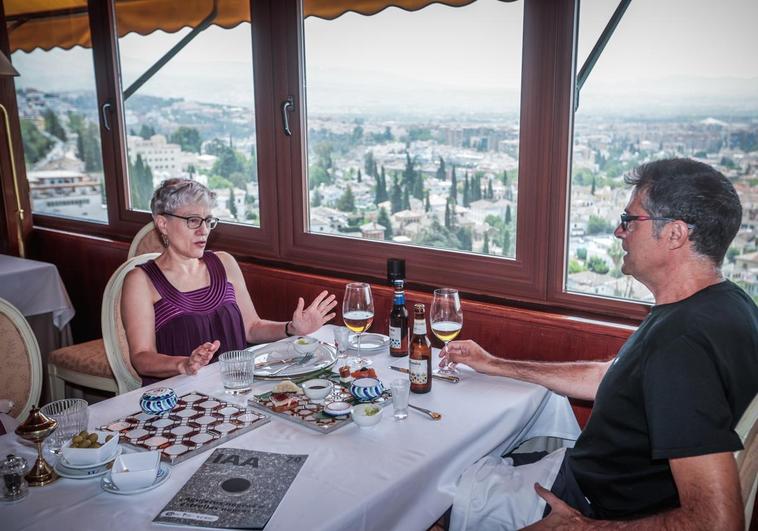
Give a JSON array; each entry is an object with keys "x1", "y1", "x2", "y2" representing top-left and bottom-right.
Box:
[
  {"x1": 8, "y1": 11, "x2": 107, "y2": 223},
  {"x1": 567, "y1": 0, "x2": 758, "y2": 304},
  {"x1": 115, "y1": 1, "x2": 261, "y2": 227},
  {"x1": 303, "y1": 0, "x2": 523, "y2": 258}
]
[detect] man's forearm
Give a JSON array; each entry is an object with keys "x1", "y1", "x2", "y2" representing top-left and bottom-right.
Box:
[{"x1": 484, "y1": 358, "x2": 609, "y2": 401}]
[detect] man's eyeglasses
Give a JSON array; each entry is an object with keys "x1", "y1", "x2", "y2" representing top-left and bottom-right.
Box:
[
  {"x1": 162, "y1": 212, "x2": 219, "y2": 230},
  {"x1": 618, "y1": 213, "x2": 694, "y2": 232}
]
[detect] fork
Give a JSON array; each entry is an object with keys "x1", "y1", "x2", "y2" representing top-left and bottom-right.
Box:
[{"x1": 269, "y1": 352, "x2": 314, "y2": 376}]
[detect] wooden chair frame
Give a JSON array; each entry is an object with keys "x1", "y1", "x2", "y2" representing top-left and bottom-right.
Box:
[{"x1": 0, "y1": 296, "x2": 42, "y2": 419}]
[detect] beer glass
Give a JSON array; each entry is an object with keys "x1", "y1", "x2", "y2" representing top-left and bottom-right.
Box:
[{"x1": 430, "y1": 288, "x2": 463, "y2": 375}]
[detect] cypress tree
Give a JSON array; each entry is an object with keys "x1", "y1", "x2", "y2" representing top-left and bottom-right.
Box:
[
  {"x1": 482, "y1": 232, "x2": 490, "y2": 254},
  {"x1": 377, "y1": 207, "x2": 393, "y2": 239},
  {"x1": 505, "y1": 204, "x2": 512, "y2": 225},
  {"x1": 425, "y1": 190, "x2": 431, "y2": 212},
  {"x1": 390, "y1": 174, "x2": 403, "y2": 214},
  {"x1": 450, "y1": 166, "x2": 458, "y2": 202},
  {"x1": 463, "y1": 174, "x2": 470, "y2": 207},
  {"x1": 402, "y1": 186, "x2": 411, "y2": 211}
]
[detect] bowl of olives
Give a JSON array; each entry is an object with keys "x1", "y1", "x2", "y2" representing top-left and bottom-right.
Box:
[{"x1": 61, "y1": 430, "x2": 118, "y2": 466}]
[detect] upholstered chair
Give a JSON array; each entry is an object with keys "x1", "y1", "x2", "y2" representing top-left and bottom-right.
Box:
[
  {"x1": 127, "y1": 222, "x2": 164, "y2": 258},
  {"x1": 0, "y1": 297, "x2": 42, "y2": 421},
  {"x1": 102, "y1": 253, "x2": 161, "y2": 394},
  {"x1": 736, "y1": 394, "x2": 758, "y2": 530}
]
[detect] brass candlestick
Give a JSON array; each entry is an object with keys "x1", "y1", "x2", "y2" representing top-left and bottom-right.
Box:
[{"x1": 14, "y1": 406, "x2": 58, "y2": 486}]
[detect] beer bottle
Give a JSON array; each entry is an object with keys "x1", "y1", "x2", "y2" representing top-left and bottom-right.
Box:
[
  {"x1": 409, "y1": 303, "x2": 432, "y2": 394},
  {"x1": 389, "y1": 279, "x2": 409, "y2": 357}
]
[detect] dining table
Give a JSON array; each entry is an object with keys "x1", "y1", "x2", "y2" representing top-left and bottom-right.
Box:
[{"x1": 1, "y1": 325, "x2": 580, "y2": 531}]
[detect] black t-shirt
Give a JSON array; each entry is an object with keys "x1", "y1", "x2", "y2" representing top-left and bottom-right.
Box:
[{"x1": 566, "y1": 280, "x2": 758, "y2": 520}]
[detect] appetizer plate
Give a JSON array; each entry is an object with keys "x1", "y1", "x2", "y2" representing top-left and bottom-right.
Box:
[
  {"x1": 59, "y1": 446, "x2": 122, "y2": 470},
  {"x1": 250, "y1": 338, "x2": 336, "y2": 379},
  {"x1": 347, "y1": 333, "x2": 389, "y2": 356},
  {"x1": 101, "y1": 462, "x2": 170, "y2": 495},
  {"x1": 54, "y1": 458, "x2": 114, "y2": 479},
  {"x1": 322, "y1": 401, "x2": 352, "y2": 417}
]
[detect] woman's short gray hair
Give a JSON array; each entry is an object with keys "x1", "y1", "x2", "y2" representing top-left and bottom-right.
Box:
[{"x1": 150, "y1": 178, "x2": 216, "y2": 216}]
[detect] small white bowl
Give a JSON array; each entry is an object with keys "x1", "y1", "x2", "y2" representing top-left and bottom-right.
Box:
[
  {"x1": 110, "y1": 451, "x2": 161, "y2": 491},
  {"x1": 352, "y1": 403, "x2": 383, "y2": 428},
  {"x1": 61, "y1": 431, "x2": 118, "y2": 466},
  {"x1": 293, "y1": 336, "x2": 319, "y2": 354},
  {"x1": 301, "y1": 379, "x2": 333, "y2": 402}
]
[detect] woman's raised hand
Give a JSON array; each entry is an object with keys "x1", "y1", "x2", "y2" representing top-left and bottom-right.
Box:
[
  {"x1": 180, "y1": 340, "x2": 220, "y2": 375},
  {"x1": 291, "y1": 290, "x2": 337, "y2": 335}
]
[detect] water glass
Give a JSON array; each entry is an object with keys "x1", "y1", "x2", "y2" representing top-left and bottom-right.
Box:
[
  {"x1": 333, "y1": 326, "x2": 350, "y2": 366},
  {"x1": 40, "y1": 398, "x2": 89, "y2": 453},
  {"x1": 219, "y1": 350, "x2": 256, "y2": 394},
  {"x1": 390, "y1": 378, "x2": 410, "y2": 420}
]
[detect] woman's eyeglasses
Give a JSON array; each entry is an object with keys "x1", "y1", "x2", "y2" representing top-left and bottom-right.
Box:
[{"x1": 163, "y1": 212, "x2": 219, "y2": 230}]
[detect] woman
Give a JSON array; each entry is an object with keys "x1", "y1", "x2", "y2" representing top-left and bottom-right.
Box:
[{"x1": 122, "y1": 178, "x2": 337, "y2": 385}]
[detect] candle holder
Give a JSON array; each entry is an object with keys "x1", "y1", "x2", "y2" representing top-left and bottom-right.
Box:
[{"x1": 14, "y1": 405, "x2": 58, "y2": 486}]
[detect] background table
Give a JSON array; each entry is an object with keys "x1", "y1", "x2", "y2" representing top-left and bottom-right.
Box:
[
  {"x1": 2, "y1": 325, "x2": 580, "y2": 531},
  {"x1": 0, "y1": 254, "x2": 75, "y2": 403}
]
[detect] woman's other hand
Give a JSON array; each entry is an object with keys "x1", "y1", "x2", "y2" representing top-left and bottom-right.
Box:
[
  {"x1": 291, "y1": 290, "x2": 337, "y2": 335},
  {"x1": 179, "y1": 340, "x2": 220, "y2": 375}
]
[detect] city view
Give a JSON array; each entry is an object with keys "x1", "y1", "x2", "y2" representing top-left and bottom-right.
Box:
[{"x1": 10, "y1": 0, "x2": 758, "y2": 304}]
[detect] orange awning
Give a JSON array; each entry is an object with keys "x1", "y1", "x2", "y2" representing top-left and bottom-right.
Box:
[{"x1": 5, "y1": 0, "x2": 500, "y2": 54}]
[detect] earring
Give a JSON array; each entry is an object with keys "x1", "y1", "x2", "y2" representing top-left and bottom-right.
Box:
[{"x1": 161, "y1": 233, "x2": 169, "y2": 247}]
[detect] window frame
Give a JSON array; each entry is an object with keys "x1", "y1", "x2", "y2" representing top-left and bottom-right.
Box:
[{"x1": 0, "y1": 0, "x2": 653, "y2": 323}]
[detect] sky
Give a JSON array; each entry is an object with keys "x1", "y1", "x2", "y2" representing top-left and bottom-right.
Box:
[{"x1": 9, "y1": 0, "x2": 758, "y2": 115}]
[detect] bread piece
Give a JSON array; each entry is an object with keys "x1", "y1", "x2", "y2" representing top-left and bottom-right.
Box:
[
  {"x1": 270, "y1": 392, "x2": 298, "y2": 412},
  {"x1": 273, "y1": 381, "x2": 301, "y2": 394}
]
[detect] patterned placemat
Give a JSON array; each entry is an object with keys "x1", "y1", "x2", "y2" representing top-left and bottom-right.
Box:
[
  {"x1": 248, "y1": 377, "x2": 391, "y2": 434},
  {"x1": 101, "y1": 391, "x2": 269, "y2": 465}
]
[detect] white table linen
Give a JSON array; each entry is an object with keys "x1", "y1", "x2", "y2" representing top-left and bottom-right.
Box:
[{"x1": 2, "y1": 325, "x2": 580, "y2": 531}]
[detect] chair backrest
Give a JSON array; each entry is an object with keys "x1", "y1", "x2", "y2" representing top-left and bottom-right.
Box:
[
  {"x1": 736, "y1": 393, "x2": 758, "y2": 530},
  {"x1": 0, "y1": 297, "x2": 42, "y2": 419},
  {"x1": 127, "y1": 222, "x2": 164, "y2": 259},
  {"x1": 101, "y1": 253, "x2": 160, "y2": 394}
]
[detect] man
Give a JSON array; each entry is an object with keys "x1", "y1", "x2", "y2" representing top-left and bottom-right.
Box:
[{"x1": 442, "y1": 158, "x2": 757, "y2": 530}]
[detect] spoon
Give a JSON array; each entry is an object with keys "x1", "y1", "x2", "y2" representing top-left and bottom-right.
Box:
[{"x1": 408, "y1": 404, "x2": 442, "y2": 421}]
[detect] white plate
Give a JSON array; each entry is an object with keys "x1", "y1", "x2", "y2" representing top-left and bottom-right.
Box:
[
  {"x1": 323, "y1": 401, "x2": 352, "y2": 417},
  {"x1": 101, "y1": 462, "x2": 170, "y2": 495},
  {"x1": 348, "y1": 333, "x2": 389, "y2": 356},
  {"x1": 250, "y1": 338, "x2": 337, "y2": 379},
  {"x1": 59, "y1": 446, "x2": 122, "y2": 470},
  {"x1": 54, "y1": 459, "x2": 113, "y2": 479}
]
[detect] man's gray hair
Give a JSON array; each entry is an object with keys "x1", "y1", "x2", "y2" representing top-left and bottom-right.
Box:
[{"x1": 150, "y1": 178, "x2": 216, "y2": 216}]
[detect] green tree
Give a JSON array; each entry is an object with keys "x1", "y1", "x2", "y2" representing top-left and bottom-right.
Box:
[
  {"x1": 425, "y1": 190, "x2": 431, "y2": 212},
  {"x1": 450, "y1": 166, "x2": 458, "y2": 202},
  {"x1": 336, "y1": 185, "x2": 355, "y2": 212},
  {"x1": 77, "y1": 122, "x2": 103, "y2": 172},
  {"x1": 568, "y1": 258, "x2": 585, "y2": 274},
  {"x1": 129, "y1": 154, "x2": 154, "y2": 210},
  {"x1": 487, "y1": 179, "x2": 494, "y2": 199},
  {"x1": 587, "y1": 214, "x2": 613, "y2": 235},
  {"x1": 312, "y1": 188, "x2": 322, "y2": 207},
  {"x1": 436, "y1": 156, "x2": 446, "y2": 180},
  {"x1": 357, "y1": 168, "x2": 362, "y2": 183},
  {"x1": 415, "y1": 219, "x2": 461, "y2": 250},
  {"x1": 377, "y1": 207, "x2": 393, "y2": 239},
  {"x1": 456, "y1": 227, "x2": 472, "y2": 251},
  {"x1": 170, "y1": 126, "x2": 202, "y2": 153},
  {"x1": 228, "y1": 187, "x2": 238, "y2": 218},
  {"x1": 351, "y1": 125, "x2": 363, "y2": 143},
  {"x1": 43, "y1": 109, "x2": 66, "y2": 141},
  {"x1": 208, "y1": 174, "x2": 233, "y2": 189},
  {"x1": 212, "y1": 143, "x2": 246, "y2": 181},
  {"x1": 462, "y1": 175, "x2": 470, "y2": 207},
  {"x1": 390, "y1": 174, "x2": 403, "y2": 214},
  {"x1": 482, "y1": 233, "x2": 490, "y2": 254},
  {"x1": 587, "y1": 256, "x2": 610, "y2": 274},
  {"x1": 402, "y1": 186, "x2": 411, "y2": 211},
  {"x1": 20, "y1": 119, "x2": 53, "y2": 164},
  {"x1": 505, "y1": 204, "x2": 512, "y2": 225},
  {"x1": 309, "y1": 165, "x2": 332, "y2": 190},
  {"x1": 576, "y1": 247, "x2": 587, "y2": 261},
  {"x1": 502, "y1": 229, "x2": 512, "y2": 256},
  {"x1": 139, "y1": 124, "x2": 156, "y2": 139},
  {"x1": 501, "y1": 169, "x2": 508, "y2": 186},
  {"x1": 591, "y1": 175, "x2": 596, "y2": 195},
  {"x1": 727, "y1": 247, "x2": 740, "y2": 263},
  {"x1": 412, "y1": 170, "x2": 424, "y2": 200},
  {"x1": 444, "y1": 200, "x2": 452, "y2": 230}
]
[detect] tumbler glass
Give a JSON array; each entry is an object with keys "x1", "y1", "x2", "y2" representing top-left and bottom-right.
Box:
[
  {"x1": 219, "y1": 350, "x2": 256, "y2": 394},
  {"x1": 390, "y1": 378, "x2": 410, "y2": 420},
  {"x1": 40, "y1": 398, "x2": 89, "y2": 453}
]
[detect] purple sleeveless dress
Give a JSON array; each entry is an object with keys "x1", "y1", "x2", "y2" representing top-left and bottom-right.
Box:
[{"x1": 137, "y1": 251, "x2": 247, "y2": 385}]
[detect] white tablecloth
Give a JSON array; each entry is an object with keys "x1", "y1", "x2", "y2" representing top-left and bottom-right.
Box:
[
  {"x1": 2, "y1": 325, "x2": 580, "y2": 531},
  {"x1": 0, "y1": 254, "x2": 75, "y2": 330}
]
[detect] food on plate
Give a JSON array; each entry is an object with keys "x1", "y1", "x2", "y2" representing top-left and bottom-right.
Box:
[
  {"x1": 270, "y1": 393, "x2": 298, "y2": 412},
  {"x1": 272, "y1": 381, "x2": 302, "y2": 394},
  {"x1": 351, "y1": 367, "x2": 377, "y2": 379},
  {"x1": 69, "y1": 430, "x2": 113, "y2": 449}
]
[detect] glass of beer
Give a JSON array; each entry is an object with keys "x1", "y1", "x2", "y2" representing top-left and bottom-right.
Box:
[
  {"x1": 342, "y1": 283, "x2": 374, "y2": 364},
  {"x1": 430, "y1": 288, "x2": 463, "y2": 375}
]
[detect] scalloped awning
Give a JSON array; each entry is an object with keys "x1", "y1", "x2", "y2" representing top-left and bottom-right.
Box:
[{"x1": 6, "y1": 0, "x2": 505, "y2": 54}]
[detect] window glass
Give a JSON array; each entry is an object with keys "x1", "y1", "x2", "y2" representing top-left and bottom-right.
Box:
[
  {"x1": 568, "y1": 0, "x2": 758, "y2": 303},
  {"x1": 303, "y1": 0, "x2": 523, "y2": 257},
  {"x1": 9, "y1": 16, "x2": 107, "y2": 222},
  {"x1": 116, "y1": 2, "x2": 260, "y2": 226}
]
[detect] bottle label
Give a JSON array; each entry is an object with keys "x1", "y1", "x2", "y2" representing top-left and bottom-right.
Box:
[
  {"x1": 409, "y1": 358, "x2": 428, "y2": 384},
  {"x1": 393, "y1": 292, "x2": 405, "y2": 305},
  {"x1": 413, "y1": 318, "x2": 426, "y2": 335},
  {"x1": 389, "y1": 326, "x2": 402, "y2": 348}
]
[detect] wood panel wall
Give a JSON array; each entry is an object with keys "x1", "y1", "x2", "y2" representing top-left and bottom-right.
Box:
[{"x1": 29, "y1": 228, "x2": 634, "y2": 426}]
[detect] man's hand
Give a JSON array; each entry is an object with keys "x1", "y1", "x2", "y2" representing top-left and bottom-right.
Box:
[
  {"x1": 521, "y1": 483, "x2": 590, "y2": 530},
  {"x1": 439, "y1": 339, "x2": 497, "y2": 374},
  {"x1": 291, "y1": 290, "x2": 337, "y2": 336},
  {"x1": 179, "y1": 340, "x2": 220, "y2": 375}
]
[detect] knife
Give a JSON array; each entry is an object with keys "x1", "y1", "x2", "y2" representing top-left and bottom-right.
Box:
[
  {"x1": 254, "y1": 355, "x2": 301, "y2": 369},
  {"x1": 389, "y1": 365, "x2": 460, "y2": 383}
]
